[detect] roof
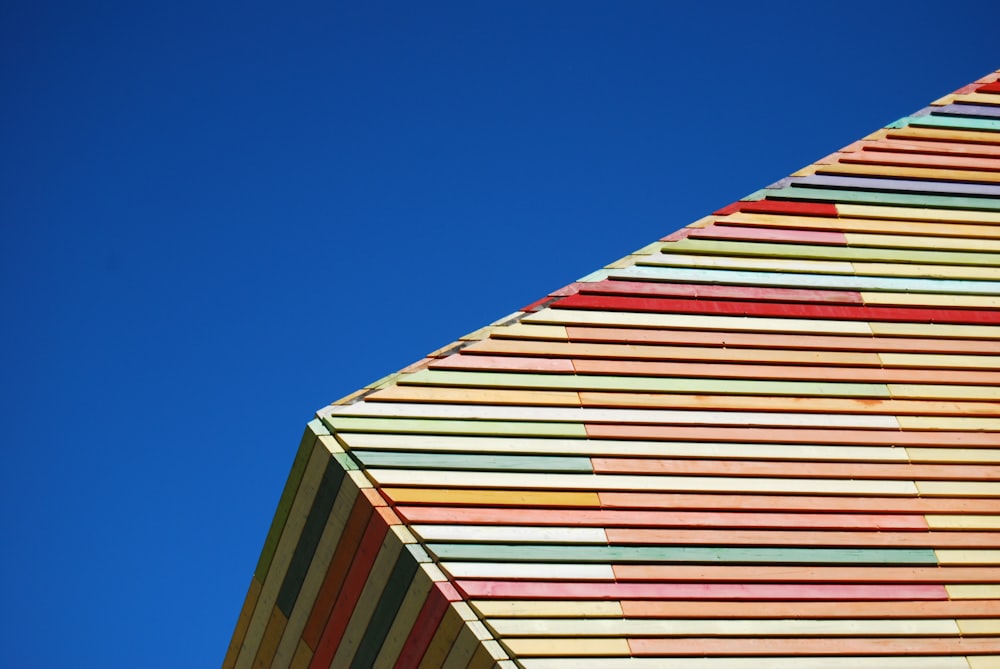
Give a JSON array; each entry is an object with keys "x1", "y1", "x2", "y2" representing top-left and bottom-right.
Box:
[{"x1": 225, "y1": 69, "x2": 1000, "y2": 669}]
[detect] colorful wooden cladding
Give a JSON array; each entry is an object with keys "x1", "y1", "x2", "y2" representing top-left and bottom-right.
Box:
[{"x1": 226, "y1": 70, "x2": 1000, "y2": 667}]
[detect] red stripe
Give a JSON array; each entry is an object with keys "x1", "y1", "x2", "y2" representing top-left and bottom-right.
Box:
[
  {"x1": 308, "y1": 516, "x2": 390, "y2": 669},
  {"x1": 976, "y1": 81, "x2": 1000, "y2": 94},
  {"x1": 687, "y1": 225, "x2": 847, "y2": 245},
  {"x1": 713, "y1": 200, "x2": 838, "y2": 217},
  {"x1": 456, "y1": 580, "x2": 947, "y2": 600},
  {"x1": 552, "y1": 293, "x2": 1000, "y2": 324},
  {"x1": 391, "y1": 585, "x2": 452, "y2": 669}
]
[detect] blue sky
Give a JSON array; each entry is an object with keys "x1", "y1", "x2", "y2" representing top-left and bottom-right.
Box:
[{"x1": 2, "y1": 2, "x2": 997, "y2": 666}]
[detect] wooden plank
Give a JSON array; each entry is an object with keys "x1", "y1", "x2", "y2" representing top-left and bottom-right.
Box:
[
  {"x1": 687, "y1": 225, "x2": 848, "y2": 244},
  {"x1": 916, "y1": 481, "x2": 1000, "y2": 497},
  {"x1": 580, "y1": 392, "x2": 1000, "y2": 418},
  {"x1": 597, "y1": 492, "x2": 998, "y2": 514},
  {"x1": 665, "y1": 236, "x2": 1000, "y2": 265},
  {"x1": 345, "y1": 432, "x2": 910, "y2": 463},
  {"x1": 471, "y1": 600, "x2": 623, "y2": 618},
  {"x1": 399, "y1": 506, "x2": 927, "y2": 531},
  {"x1": 838, "y1": 202, "x2": 1000, "y2": 224},
  {"x1": 524, "y1": 307, "x2": 875, "y2": 335},
  {"x1": 872, "y1": 322, "x2": 1000, "y2": 339},
  {"x1": 336, "y1": 402, "x2": 900, "y2": 430},
  {"x1": 466, "y1": 338, "x2": 882, "y2": 366},
  {"x1": 590, "y1": 458, "x2": 1000, "y2": 482},
  {"x1": 620, "y1": 263, "x2": 1000, "y2": 294},
  {"x1": 505, "y1": 638, "x2": 630, "y2": 657},
  {"x1": 937, "y1": 550, "x2": 1000, "y2": 565},
  {"x1": 862, "y1": 293, "x2": 1000, "y2": 309},
  {"x1": 413, "y1": 525, "x2": 607, "y2": 543},
  {"x1": 794, "y1": 173, "x2": 1000, "y2": 197},
  {"x1": 440, "y1": 624, "x2": 487, "y2": 669},
  {"x1": 948, "y1": 585, "x2": 1000, "y2": 599},
  {"x1": 382, "y1": 488, "x2": 601, "y2": 508},
  {"x1": 888, "y1": 385, "x2": 1000, "y2": 401},
  {"x1": 392, "y1": 585, "x2": 454, "y2": 669},
  {"x1": 488, "y1": 617, "x2": 960, "y2": 637},
  {"x1": 908, "y1": 449, "x2": 1000, "y2": 464},
  {"x1": 325, "y1": 414, "x2": 588, "y2": 438},
  {"x1": 968, "y1": 656, "x2": 1000, "y2": 669},
  {"x1": 366, "y1": 385, "x2": 581, "y2": 407},
  {"x1": 456, "y1": 579, "x2": 946, "y2": 601},
  {"x1": 819, "y1": 162, "x2": 1000, "y2": 184},
  {"x1": 628, "y1": 636, "x2": 1000, "y2": 656},
  {"x1": 520, "y1": 658, "x2": 970, "y2": 669},
  {"x1": 610, "y1": 565, "x2": 995, "y2": 582},
  {"x1": 575, "y1": 278, "x2": 862, "y2": 303},
  {"x1": 367, "y1": 469, "x2": 919, "y2": 496},
  {"x1": 349, "y1": 548, "x2": 421, "y2": 669},
  {"x1": 927, "y1": 516, "x2": 1000, "y2": 530},
  {"x1": 584, "y1": 424, "x2": 998, "y2": 447},
  {"x1": 641, "y1": 251, "x2": 860, "y2": 274},
  {"x1": 416, "y1": 606, "x2": 465, "y2": 669},
  {"x1": 718, "y1": 211, "x2": 1000, "y2": 238},
  {"x1": 572, "y1": 358, "x2": 1000, "y2": 385},
  {"x1": 399, "y1": 369, "x2": 891, "y2": 398},
  {"x1": 899, "y1": 416, "x2": 1000, "y2": 431},
  {"x1": 621, "y1": 599, "x2": 1000, "y2": 619},
  {"x1": 880, "y1": 353, "x2": 1000, "y2": 369},
  {"x1": 351, "y1": 450, "x2": 594, "y2": 474},
  {"x1": 958, "y1": 620, "x2": 1000, "y2": 635},
  {"x1": 554, "y1": 293, "x2": 1000, "y2": 326},
  {"x1": 442, "y1": 561, "x2": 615, "y2": 580},
  {"x1": 430, "y1": 543, "x2": 936, "y2": 565},
  {"x1": 253, "y1": 606, "x2": 288, "y2": 669},
  {"x1": 563, "y1": 325, "x2": 996, "y2": 355},
  {"x1": 603, "y1": 529, "x2": 998, "y2": 549},
  {"x1": 768, "y1": 185, "x2": 1000, "y2": 211},
  {"x1": 848, "y1": 233, "x2": 1000, "y2": 252},
  {"x1": 371, "y1": 566, "x2": 434, "y2": 669},
  {"x1": 288, "y1": 639, "x2": 311, "y2": 669}
]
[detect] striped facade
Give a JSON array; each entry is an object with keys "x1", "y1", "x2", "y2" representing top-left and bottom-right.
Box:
[{"x1": 224, "y1": 70, "x2": 1000, "y2": 668}]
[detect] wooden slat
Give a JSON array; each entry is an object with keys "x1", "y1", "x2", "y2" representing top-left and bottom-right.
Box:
[
  {"x1": 627, "y1": 636, "x2": 1000, "y2": 656},
  {"x1": 488, "y1": 617, "x2": 960, "y2": 637},
  {"x1": 367, "y1": 469, "x2": 920, "y2": 496},
  {"x1": 520, "y1": 658, "x2": 971, "y2": 669},
  {"x1": 610, "y1": 565, "x2": 998, "y2": 582},
  {"x1": 455, "y1": 579, "x2": 947, "y2": 601},
  {"x1": 597, "y1": 493, "x2": 999, "y2": 514},
  {"x1": 619, "y1": 599, "x2": 1000, "y2": 619},
  {"x1": 603, "y1": 529, "x2": 999, "y2": 548}
]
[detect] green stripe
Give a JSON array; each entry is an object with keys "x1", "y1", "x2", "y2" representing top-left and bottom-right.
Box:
[
  {"x1": 352, "y1": 450, "x2": 594, "y2": 473},
  {"x1": 667, "y1": 238, "x2": 1000, "y2": 267},
  {"x1": 323, "y1": 415, "x2": 588, "y2": 437},
  {"x1": 764, "y1": 186, "x2": 1000, "y2": 212},
  {"x1": 890, "y1": 115, "x2": 1000, "y2": 132},
  {"x1": 254, "y1": 420, "x2": 327, "y2": 580},
  {"x1": 349, "y1": 551, "x2": 421, "y2": 669},
  {"x1": 400, "y1": 369, "x2": 891, "y2": 398},
  {"x1": 428, "y1": 543, "x2": 938, "y2": 565}
]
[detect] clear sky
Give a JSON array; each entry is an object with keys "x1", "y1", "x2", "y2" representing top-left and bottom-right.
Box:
[{"x1": 2, "y1": 2, "x2": 997, "y2": 666}]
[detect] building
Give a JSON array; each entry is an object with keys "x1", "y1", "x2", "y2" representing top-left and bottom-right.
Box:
[{"x1": 224, "y1": 70, "x2": 1000, "y2": 669}]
